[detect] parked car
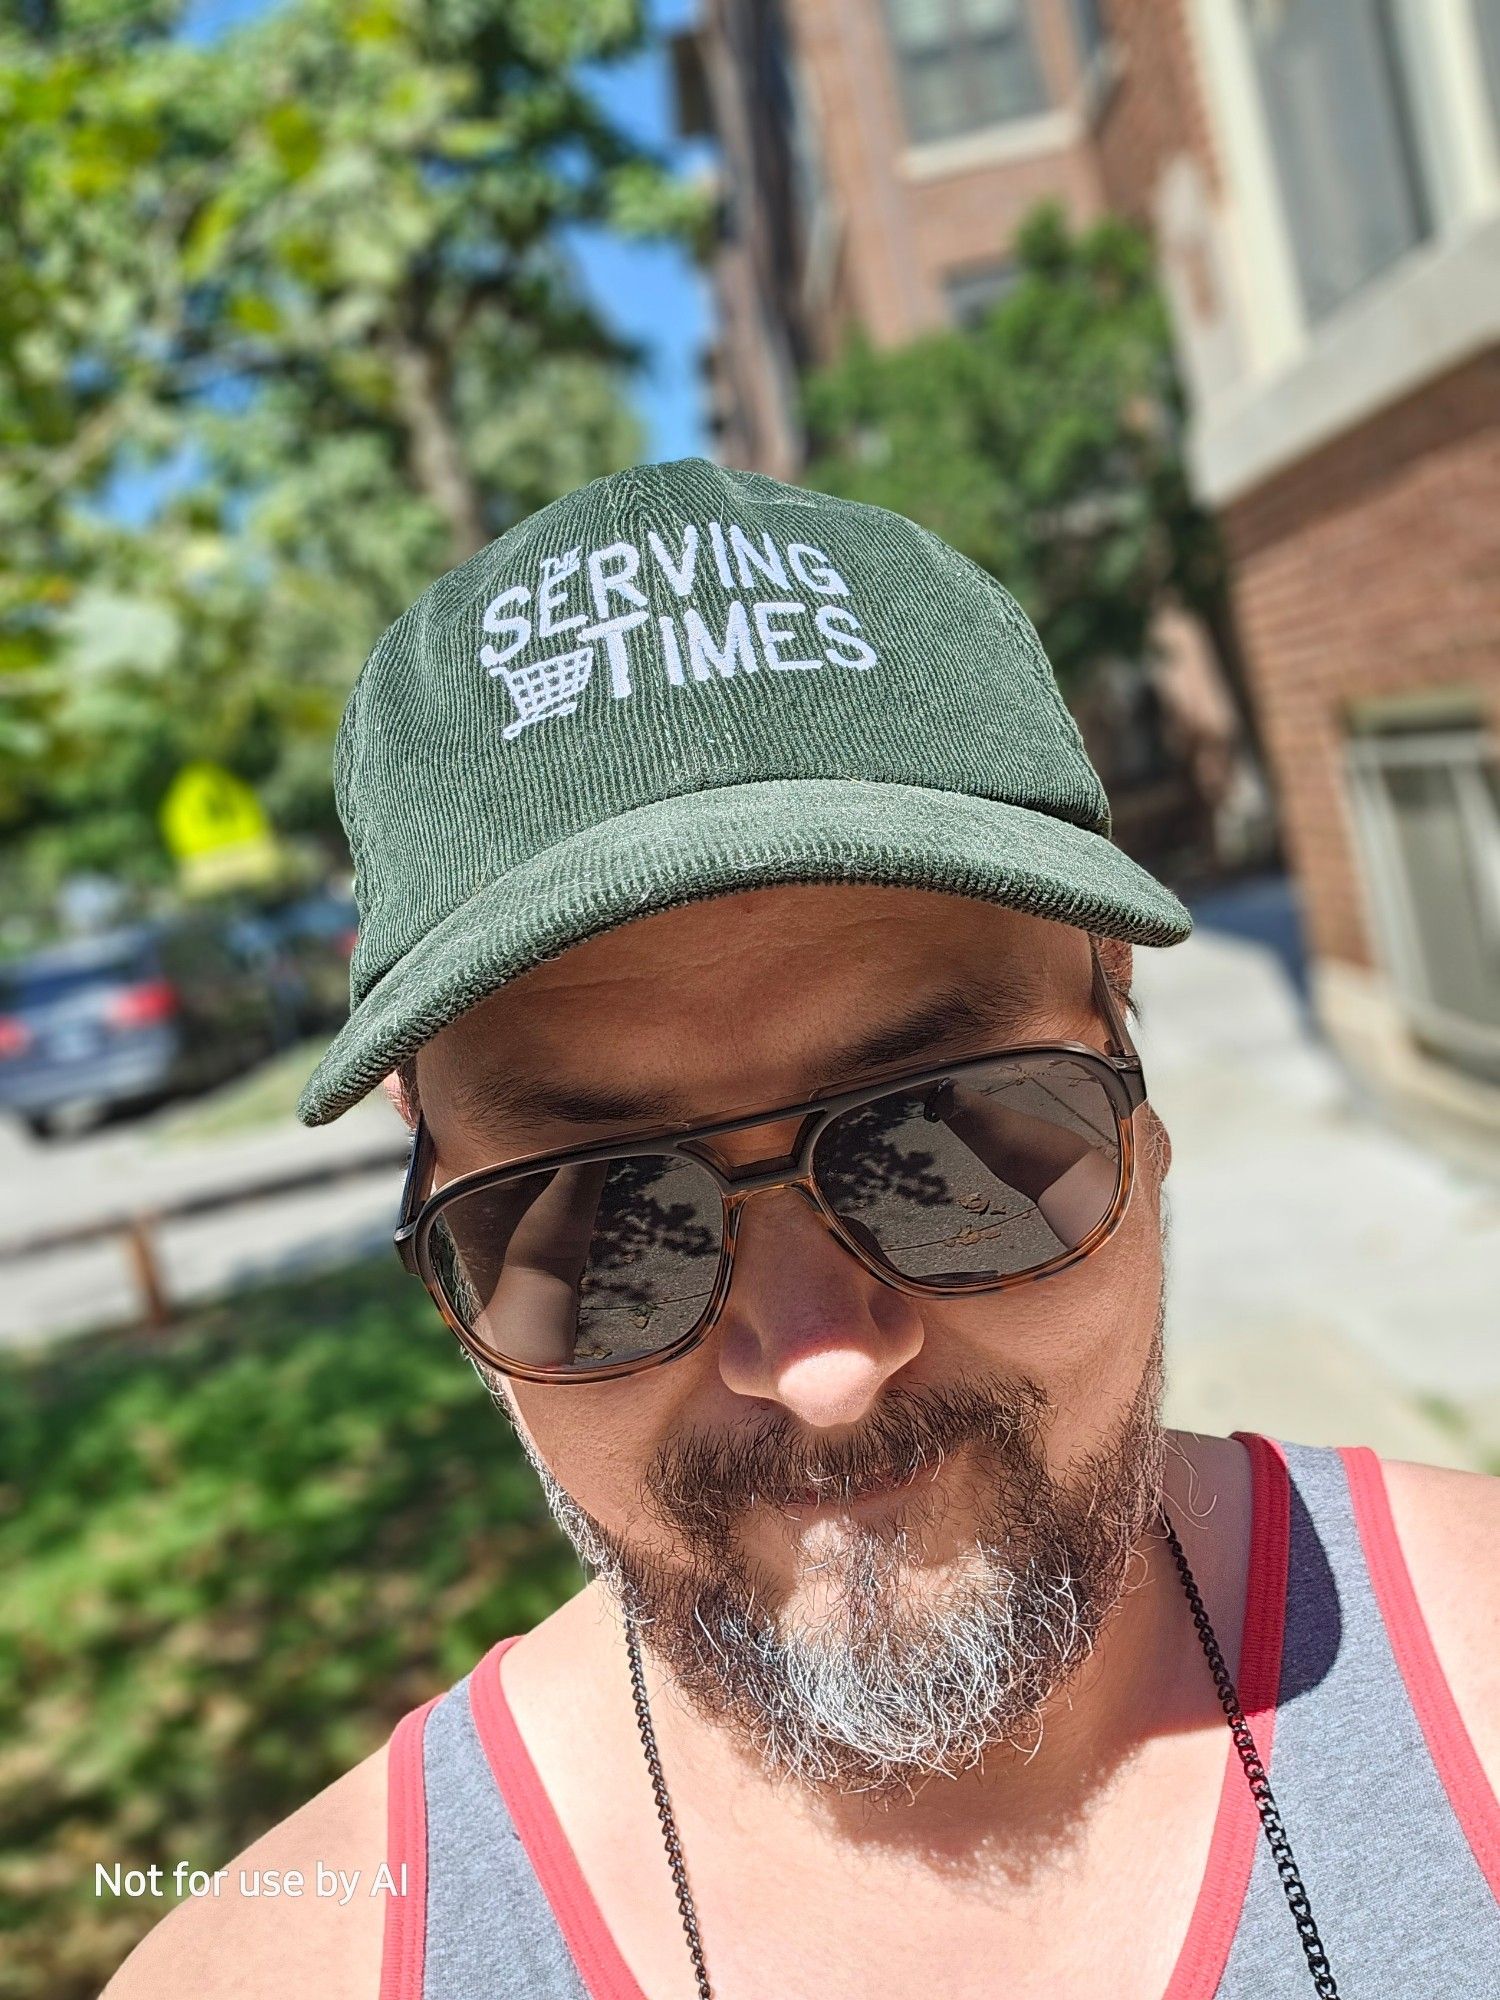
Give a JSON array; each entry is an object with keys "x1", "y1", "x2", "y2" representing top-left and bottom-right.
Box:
[
  {"x1": 0, "y1": 914, "x2": 283, "y2": 1139},
  {"x1": 220, "y1": 889, "x2": 356, "y2": 1042},
  {"x1": 259, "y1": 889, "x2": 357, "y2": 1035}
]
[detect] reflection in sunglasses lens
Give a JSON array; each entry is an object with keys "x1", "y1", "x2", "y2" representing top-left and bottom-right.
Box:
[
  {"x1": 813, "y1": 1054, "x2": 1122, "y2": 1281},
  {"x1": 425, "y1": 1056, "x2": 1123, "y2": 1373},
  {"x1": 428, "y1": 1152, "x2": 724, "y2": 1371}
]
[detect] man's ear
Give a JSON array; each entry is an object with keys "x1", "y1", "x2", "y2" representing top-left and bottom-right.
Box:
[
  {"x1": 1093, "y1": 933, "x2": 1133, "y2": 1008},
  {"x1": 1145, "y1": 1104, "x2": 1173, "y2": 1182},
  {"x1": 380, "y1": 1069, "x2": 415, "y2": 1130},
  {"x1": 1089, "y1": 932, "x2": 1168, "y2": 1178}
]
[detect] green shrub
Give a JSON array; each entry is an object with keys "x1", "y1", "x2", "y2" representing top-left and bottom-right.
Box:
[{"x1": 0, "y1": 1260, "x2": 583, "y2": 2000}]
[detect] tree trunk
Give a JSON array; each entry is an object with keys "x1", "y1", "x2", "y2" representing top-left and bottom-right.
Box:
[{"x1": 390, "y1": 335, "x2": 488, "y2": 566}]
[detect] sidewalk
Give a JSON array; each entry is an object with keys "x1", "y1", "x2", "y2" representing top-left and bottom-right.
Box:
[{"x1": 1140, "y1": 880, "x2": 1500, "y2": 1472}]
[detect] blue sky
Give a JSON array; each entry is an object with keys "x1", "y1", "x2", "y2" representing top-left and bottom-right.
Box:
[
  {"x1": 571, "y1": 0, "x2": 711, "y2": 462},
  {"x1": 178, "y1": 0, "x2": 711, "y2": 465}
]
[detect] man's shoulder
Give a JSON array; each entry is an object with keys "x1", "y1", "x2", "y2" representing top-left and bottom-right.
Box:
[
  {"x1": 1378, "y1": 1449, "x2": 1500, "y2": 1578},
  {"x1": 1378, "y1": 1451, "x2": 1500, "y2": 1595},
  {"x1": 1381, "y1": 1450, "x2": 1500, "y2": 1504},
  {"x1": 1376, "y1": 1453, "x2": 1500, "y2": 1793},
  {"x1": 102, "y1": 1743, "x2": 388, "y2": 2000}
]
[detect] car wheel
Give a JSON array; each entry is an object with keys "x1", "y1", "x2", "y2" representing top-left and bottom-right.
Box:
[
  {"x1": 22, "y1": 1112, "x2": 53, "y2": 1141},
  {"x1": 48, "y1": 1098, "x2": 105, "y2": 1139}
]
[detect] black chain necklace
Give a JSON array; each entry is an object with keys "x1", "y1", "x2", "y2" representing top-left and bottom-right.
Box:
[{"x1": 624, "y1": 1506, "x2": 1340, "y2": 1999}]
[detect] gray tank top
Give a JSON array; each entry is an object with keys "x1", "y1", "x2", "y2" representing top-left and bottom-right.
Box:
[{"x1": 377, "y1": 1437, "x2": 1500, "y2": 1999}]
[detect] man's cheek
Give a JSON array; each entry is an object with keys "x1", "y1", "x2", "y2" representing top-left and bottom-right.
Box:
[{"x1": 510, "y1": 1399, "x2": 646, "y2": 1521}]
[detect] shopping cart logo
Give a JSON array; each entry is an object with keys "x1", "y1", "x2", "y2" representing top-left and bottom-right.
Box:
[
  {"x1": 478, "y1": 524, "x2": 881, "y2": 743},
  {"x1": 490, "y1": 644, "x2": 596, "y2": 739}
]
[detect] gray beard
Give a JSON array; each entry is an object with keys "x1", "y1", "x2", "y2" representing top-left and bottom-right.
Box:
[{"x1": 480, "y1": 1312, "x2": 1165, "y2": 1802}]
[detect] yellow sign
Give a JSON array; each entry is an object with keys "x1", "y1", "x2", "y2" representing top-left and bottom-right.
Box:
[
  {"x1": 160, "y1": 762, "x2": 269, "y2": 860},
  {"x1": 160, "y1": 762, "x2": 280, "y2": 892}
]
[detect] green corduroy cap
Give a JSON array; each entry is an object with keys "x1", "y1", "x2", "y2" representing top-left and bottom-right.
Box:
[{"x1": 296, "y1": 457, "x2": 1191, "y2": 1127}]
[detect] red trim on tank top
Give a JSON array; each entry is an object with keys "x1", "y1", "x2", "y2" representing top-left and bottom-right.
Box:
[
  {"x1": 455, "y1": 1432, "x2": 1289, "y2": 2000},
  {"x1": 380, "y1": 1694, "x2": 441, "y2": 2000},
  {"x1": 1159, "y1": 1429, "x2": 1289, "y2": 2000},
  {"x1": 470, "y1": 1632, "x2": 651, "y2": 2000},
  {"x1": 1342, "y1": 1443, "x2": 1500, "y2": 1898}
]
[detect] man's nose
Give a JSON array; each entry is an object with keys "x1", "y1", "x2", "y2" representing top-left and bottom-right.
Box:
[{"x1": 711, "y1": 1181, "x2": 925, "y2": 1426}]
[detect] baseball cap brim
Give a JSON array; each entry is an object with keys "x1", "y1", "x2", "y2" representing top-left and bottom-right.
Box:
[{"x1": 295, "y1": 777, "x2": 1191, "y2": 1126}]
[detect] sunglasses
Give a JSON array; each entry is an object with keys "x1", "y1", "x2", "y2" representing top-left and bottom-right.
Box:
[{"x1": 394, "y1": 942, "x2": 1148, "y2": 1384}]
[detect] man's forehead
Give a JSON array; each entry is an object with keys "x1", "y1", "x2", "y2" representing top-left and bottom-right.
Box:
[
  {"x1": 425, "y1": 887, "x2": 1094, "y2": 1142},
  {"x1": 448, "y1": 978, "x2": 1062, "y2": 1136}
]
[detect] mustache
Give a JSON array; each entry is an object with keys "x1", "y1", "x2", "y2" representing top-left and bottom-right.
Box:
[{"x1": 644, "y1": 1376, "x2": 1052, "y2": 1540}]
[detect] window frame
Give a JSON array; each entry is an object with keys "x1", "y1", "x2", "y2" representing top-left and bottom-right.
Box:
[
  {"x1": 1236, "y1": 0, "x2": 1434, "y2": 327},
  {"x1": 881, "y1": 0, "x2": 1051, "y2": 148},
  {"x1": 1344, "y1": 721, "x2": 1500, "y2": 1077}
]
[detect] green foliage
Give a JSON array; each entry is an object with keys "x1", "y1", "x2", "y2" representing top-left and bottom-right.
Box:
[
  {"x1": 0, "y1": 0, "x2": 699, "y2": 897},
  {"x1": 0, "y1": 1258, "x2": 583, "y2": 2000},
  {"x1": 803, "y1": 205, "x2": 1226, "y2": 697}
]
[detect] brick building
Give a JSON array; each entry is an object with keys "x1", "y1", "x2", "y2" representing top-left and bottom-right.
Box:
[
  {"x1": 673, "y1": 0, "x2": 1263, "y2": 887},
  {"x1": 675, "y1": 0, "x2": 1500, "y2": 1149},
  {"x1": 1093, "y1": 0, "x2": 1500, "y2": 1150},
  {"x1": 672, "y1": 0, "x2": 1115, "y2": 475}
]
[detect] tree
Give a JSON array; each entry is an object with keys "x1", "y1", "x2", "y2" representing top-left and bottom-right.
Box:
[
  {"x1": 0, "y1": 0, "x2": 702, "y2": 906},
  {"x1": 803, "y1": 204, "x2": 1259, "y2": 754}
]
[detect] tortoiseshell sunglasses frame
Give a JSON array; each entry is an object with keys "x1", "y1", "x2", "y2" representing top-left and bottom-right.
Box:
[{"x1": 394, "y1": 940, "x2": 1148, "y2": 1384}]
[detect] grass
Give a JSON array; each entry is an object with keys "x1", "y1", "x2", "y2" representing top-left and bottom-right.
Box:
[{"x1": 0, "y1": 1259, "x2": 583, "y2": 2000}]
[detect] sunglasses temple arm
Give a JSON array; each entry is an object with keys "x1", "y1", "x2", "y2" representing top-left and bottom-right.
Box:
[
  {"x1": 394, "y1": 1112, "x2": 436, "y2": 1273},
  {"x1": 1090, "y1": 940, "x2": 1142, "y2": 1068}
]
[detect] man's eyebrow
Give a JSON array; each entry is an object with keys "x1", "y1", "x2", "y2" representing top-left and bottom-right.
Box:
[
  {"x1": 450, "y1": 970, "x2": 1098, "y2": 1138},
  {"x1": 823, "y1": 981, "x2": 1052, "y2": 1083},
  {"x1": 451, "y1": 1068, "x2": 686, "y2": 1136}
]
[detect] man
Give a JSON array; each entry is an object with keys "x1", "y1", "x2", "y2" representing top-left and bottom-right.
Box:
[{"x1": 109, "y1": 460, "x2": 1500, "y2": 2000}]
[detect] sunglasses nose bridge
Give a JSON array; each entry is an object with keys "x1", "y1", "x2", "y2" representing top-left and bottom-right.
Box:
[
  {"x1": 719, "y1": 1171, "x2": 854, "y2": 1282},
  {"x1": 722, "y1": 1165, "x2": 822, "y2": 1212}
]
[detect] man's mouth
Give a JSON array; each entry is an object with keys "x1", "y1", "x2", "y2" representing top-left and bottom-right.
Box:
[{"x1": 779, "y1": 1463, "x2": 933, "y2": 1514}]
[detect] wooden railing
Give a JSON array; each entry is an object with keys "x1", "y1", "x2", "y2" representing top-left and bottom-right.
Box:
[{"x1": 0, "y1": 1141, "x2": 409, "y2": 1329}]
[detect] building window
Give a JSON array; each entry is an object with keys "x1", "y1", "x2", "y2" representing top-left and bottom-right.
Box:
[
  {"x1": 884, "y1": 0, "x2": 1049, "y2": 147},
  {"x1": 1069, "y1": 0, "x2": 1109, "y2": 65},
  {"x1": 1345, "y1": 718, "x2": 1500, "y2": 1081},
  {"x1": 943, "y1": 259, "x2": 1019, "y2": 326},
  {"x1": 1476, "y1": 0, "x2": 1500, "y2": 133},
  {"x1": 1239, "y1": 0, "x2": 1431, "y2": 323}
]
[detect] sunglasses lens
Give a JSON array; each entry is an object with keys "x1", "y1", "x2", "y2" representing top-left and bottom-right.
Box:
[
  {"x1": 425, "y1": 1152, "x2": 724, "y2": 1373},
  {"x1": 813, "y1": 1053, "x2": 1124, "y2": 1283}
]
